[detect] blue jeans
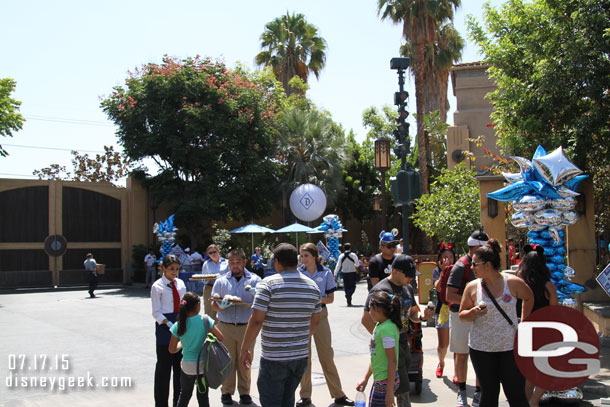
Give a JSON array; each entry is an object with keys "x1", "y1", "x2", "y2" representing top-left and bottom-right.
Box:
[{"x1": 257, "y1": 357, "x2": 308, "y2": 407}]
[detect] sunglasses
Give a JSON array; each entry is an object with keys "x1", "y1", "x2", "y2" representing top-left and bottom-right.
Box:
[
  {"x1": 208, "y1": 250, "x2": 219, "y2": 255},
  {"x1": 384, "y1": 243, "x2": 398, "y2": 249},
  {"x1": 472, "y1": 261, "x2": 487, "y2": 268}
]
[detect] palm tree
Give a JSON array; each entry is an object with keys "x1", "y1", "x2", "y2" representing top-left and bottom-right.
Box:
[
  {"x1": 255, "y1": 12, "x2": 327, "y2": 96},
  {"x1": 378, "y1": 0, "x2": 461, "y2": 195},
  {"x1": 402, "y1": 23, "x2": 463, "y2": 123},
  {"x1": 277, "y1": 108, "x2": 347, "y2": 207}
]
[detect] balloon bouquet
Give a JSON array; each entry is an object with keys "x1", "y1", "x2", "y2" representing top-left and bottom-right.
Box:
[
  {"x1": 487, "y1": 146, "x2": 587, "y2": 306},
  {"x1": 316, "y1": 214, "x2": 344, "y2": 267},
  {"x1": 153, "y1": 214, "x2": 179, "y2": 264}
]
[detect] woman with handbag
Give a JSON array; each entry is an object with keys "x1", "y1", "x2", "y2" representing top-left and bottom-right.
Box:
[{"x1": 459, "y1": 239, "x2": 534, "y2": 407}]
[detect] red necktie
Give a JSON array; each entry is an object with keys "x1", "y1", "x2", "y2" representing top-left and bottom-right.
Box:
[{"x1": 170, "y1": 280, "x2": 180, "y2": 312}]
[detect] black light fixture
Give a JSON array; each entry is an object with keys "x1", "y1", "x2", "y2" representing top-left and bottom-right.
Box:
[{"x1": 487, "y1": 197, "x2": 498, "y2": 218}]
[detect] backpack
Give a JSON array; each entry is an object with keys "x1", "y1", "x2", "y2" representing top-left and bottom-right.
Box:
[
  {"x1": 437, "y1": 256, "x2": 470, "y2": 306},
  {"x1": 196, "y1": 317, "x2": 233, "y2": 393}
]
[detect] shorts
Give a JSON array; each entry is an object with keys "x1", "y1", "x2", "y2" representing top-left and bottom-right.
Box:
[
  {"x1": 449, "y1": 311, "x2": 472, "y2": 354},
  {"x1": 435, "y1": 312, "x2": 449, "y2": 329}
]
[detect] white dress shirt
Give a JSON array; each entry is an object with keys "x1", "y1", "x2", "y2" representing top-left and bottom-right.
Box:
[{"x1": 151, "y1": 274, "x2": 186, "y2": 324}]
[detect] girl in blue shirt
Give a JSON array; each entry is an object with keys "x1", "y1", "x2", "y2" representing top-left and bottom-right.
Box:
[{"x1": 169, "y1": 292, "x2": 224, "y2": 407}]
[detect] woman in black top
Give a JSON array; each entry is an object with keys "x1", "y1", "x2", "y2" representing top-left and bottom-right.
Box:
[{"x1": 517, "y1": 245, "x2": 558, "y2": 407}]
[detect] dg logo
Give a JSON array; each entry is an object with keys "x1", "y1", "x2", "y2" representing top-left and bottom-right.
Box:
[{"x1": 514, "y1": 305, "x2": 600, "y2": 391}]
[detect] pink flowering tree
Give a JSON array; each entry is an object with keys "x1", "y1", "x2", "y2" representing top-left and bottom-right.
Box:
[{"x1": 101, "y1": 56, "x2": 284, "y2": 236}]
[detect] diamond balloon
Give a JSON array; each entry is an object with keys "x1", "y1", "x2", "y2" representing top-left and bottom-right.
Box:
[
  {"x1": 564, "y1": 266, "x2": 576, "y2": 280},
  {"x1": 511, "y1": 211, "x2": 533, "y2": 228},
  {"x1": 550, "y1": 197, "x2": 577, "y2": 211},
  {"x1": 533, "y1": 146, "x2": 583, "y2": 186},
  {"x1": 562, "y1": 210, "x2": 579, "y2": 225},
  {"x1": 513, "y1": 195, "x2": 546, "y2": 212},
  {"x1": 527, "y1": 224, "x2": 546, "y2": 231},
  {"x1": 534, "y1": 209, "x2": 563, "y2": 226}
]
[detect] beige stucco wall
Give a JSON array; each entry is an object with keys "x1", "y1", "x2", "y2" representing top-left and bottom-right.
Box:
[{"x1": 447, "y1": 63, "x2": 498, "y2": 172}]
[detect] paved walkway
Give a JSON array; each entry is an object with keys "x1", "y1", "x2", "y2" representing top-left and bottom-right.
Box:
[{"x1": 0, "y1": 281, "x2": 606, "y2": 406}]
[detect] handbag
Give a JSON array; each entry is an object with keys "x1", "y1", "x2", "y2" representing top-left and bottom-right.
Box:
[{"x1": 481, "y1": 280, "x2": 514, "y2": 326}]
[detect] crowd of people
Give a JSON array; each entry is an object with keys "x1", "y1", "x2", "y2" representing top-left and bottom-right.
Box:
[{"x1": 145, "y1": 226, "x2": 558, "y2": 407}]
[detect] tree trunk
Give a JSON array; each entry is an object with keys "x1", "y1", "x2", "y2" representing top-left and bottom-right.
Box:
[
  {"x1": 415, "y1": 40, "x2": 432, "y2": 254},
  {"x1": 414, "y1": 41, "x2": 429, "y2": 195}
]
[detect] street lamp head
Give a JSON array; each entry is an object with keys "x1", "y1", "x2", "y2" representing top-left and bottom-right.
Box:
[
  {"x1": 390, "y1": 57, "x2": 411, "y2": 70},
  {"x1": 374, "y1": 138, "x2": 392, "y2": 171}
]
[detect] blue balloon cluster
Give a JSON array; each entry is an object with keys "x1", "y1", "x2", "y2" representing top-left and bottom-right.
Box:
[
  {"x1": 486, "y1": 145, "x2": 587, "y2": 301},
  {"x1": 526, "y1": 229, "x2": 585, "y2": 300},
  {"x1": 154, "y1": 214, "x2": 179, "y2": 264},
  {"x1": 317, "y1": 214, "x2": 343, "y2": 264}
]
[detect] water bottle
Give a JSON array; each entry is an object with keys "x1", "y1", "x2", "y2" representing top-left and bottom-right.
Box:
[{"x1": 355, "y1": 390, "x2": 367, "y2": 407}]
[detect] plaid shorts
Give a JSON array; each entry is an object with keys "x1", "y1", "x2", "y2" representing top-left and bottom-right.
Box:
[{"x1": 369, "y1": 373, "x2": 400, "y2": 407}]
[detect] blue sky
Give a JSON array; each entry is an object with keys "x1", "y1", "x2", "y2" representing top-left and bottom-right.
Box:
[{"x1": 0, "y1": 0, "x2": 503, "y2": 183}]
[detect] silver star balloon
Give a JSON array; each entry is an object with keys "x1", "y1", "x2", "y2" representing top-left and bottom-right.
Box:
[{"x1": 533, "y1": 146, "x2": 583, "y2": 186}]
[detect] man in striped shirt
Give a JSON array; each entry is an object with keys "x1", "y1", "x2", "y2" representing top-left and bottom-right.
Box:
[{"x1": 240, "y1": 243, "x2": 322, "y2": 407}]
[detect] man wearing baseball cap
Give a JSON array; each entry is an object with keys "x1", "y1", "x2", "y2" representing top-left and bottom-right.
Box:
[
  {"x1": 362, "y1": 254, "x2": 433, "y2": 407},
  {"x1": 367, "y1": 230, "x2": 399, "y2": 290},
  {"x1": 446, "y1": 229, "x2": 489, "y2": 407}
]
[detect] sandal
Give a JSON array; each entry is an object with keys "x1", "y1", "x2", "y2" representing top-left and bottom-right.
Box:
[{"x1": 436, "y1": 364, "x2": 444, "y2": 378}]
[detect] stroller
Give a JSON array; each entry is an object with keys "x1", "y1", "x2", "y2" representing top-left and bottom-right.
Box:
[{"x1": 407, "y1": 319, "x2": 424, "y2": 395}]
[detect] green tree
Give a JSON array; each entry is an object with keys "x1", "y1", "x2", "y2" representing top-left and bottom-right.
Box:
[
  {"x1": 335, "y1": 131, "x2": 380, "y2": 223},
  {"x1": 255, "y1": 12, "x2": 327, "y2": 96},
  {"x1": 33, "y1": 145, "x2": 133, "y2": 184},
  {"x1": 401, "y1": 23, "x2": 464, "y2": 123},
  {"x1": 277, "y1": 106, "x2": 348, "y2": 206},
  {"x1": 467, "y1": 0, "x2": 610, "y2": 234},
  {"x1": 0, "y1": 78, "x2": 25, "y2": 157},
  {"x1": 101, "y1": 56, "x2": 282, "y2": 236},
  {"x1": 378, "y1": 0, "x2": 461, "y2": 195},
  {"x1": 411, "y1": 163, "x2": 480, "y2": 252}
]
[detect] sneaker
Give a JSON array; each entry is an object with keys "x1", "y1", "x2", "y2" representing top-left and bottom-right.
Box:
[
  {"x1": 296, "y1": 398, "x2": 312, "y2": 407},
  {"x1": 334, "y1": 395, "x2": 355, "y2": 406},
  {"x1": 221, "y1": 393, "x2": 233, "y2": 405},
  {"x1": 472, "y1": 390, "x2": 481, "y2": 407},
  {"x1": 457, "y1": 390, "x2": 468, "y2": 407},
  {"x1": 239, "y1": 394, "x2": 252, "y2": 405}
]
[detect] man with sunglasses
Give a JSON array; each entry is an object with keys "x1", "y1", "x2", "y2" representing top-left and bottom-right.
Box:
[
  {"x1": 202, "y1": 244, "x2": 229, "y2": 320},
  {"x1": 367, "y1": 230, "x2": 399, "y2": 291},
  {"x1": 446, "y1": 229, "x2": 489, "y2": 407}
]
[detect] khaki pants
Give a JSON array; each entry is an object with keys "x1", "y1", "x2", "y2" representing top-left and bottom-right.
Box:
[
  {"x1": 217, "y1": 322, "x2": 253, "y2": 395},
  {"x1": 203, "y1": 285, "x2": 217, "y2": 320},
  {"x1": 299, "y1": 307, "x2": 345, "y2": 399}
]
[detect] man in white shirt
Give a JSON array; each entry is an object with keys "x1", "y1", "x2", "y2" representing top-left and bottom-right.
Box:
[
  {"x1": 182, "y1": 248, "x2": 193, "y2": 271},
  {"x1": 84, "y1": 253, "x2": 98, "y2": 298},
  {"x1": 333, "y1": 243, "x2": 359, "y2": 306},
  {"x1": 202, "y1": 244, "x2": 229, "y2": 320},
  {"x1": 189, "y1": 249, "x2": 204, "y2": 270},
  {"x1": 144, "y1": 249, "x2": 157, "y2": 289}
]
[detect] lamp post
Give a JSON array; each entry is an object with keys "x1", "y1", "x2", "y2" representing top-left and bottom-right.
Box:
[{"x1": 375, "y1": 137, "x2": 392, "y2": 230}]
